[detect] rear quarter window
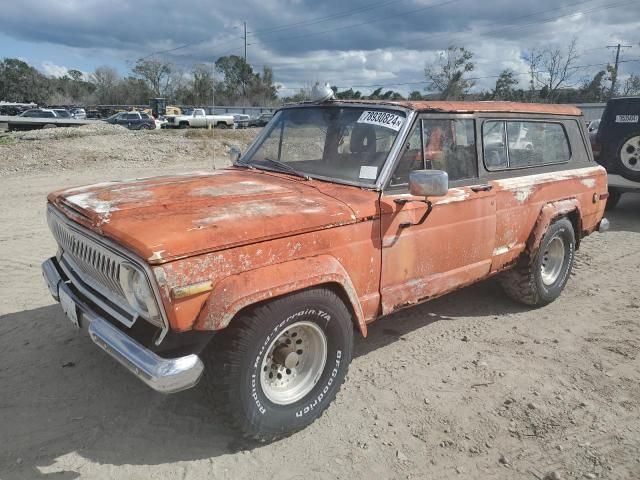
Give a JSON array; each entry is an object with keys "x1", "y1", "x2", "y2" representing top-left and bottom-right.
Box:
[{"x1": 482, "y1": 120, "x2": 571, "y2": 170}]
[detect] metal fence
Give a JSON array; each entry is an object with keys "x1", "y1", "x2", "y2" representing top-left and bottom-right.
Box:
[
  {"x1": 574, "y1": 103, "x2": 606, "y2": 122},
  {"x1": 202, "y1": 106, "x2": 276, "y2": 115}
]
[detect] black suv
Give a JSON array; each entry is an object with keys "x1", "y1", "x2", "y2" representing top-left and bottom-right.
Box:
[
  {"x1": 104, "y1": 111, "x2": 156, "y2": 130},
  {"x1": 592, "y1": 97, "x2": 640, "y2": 182}
]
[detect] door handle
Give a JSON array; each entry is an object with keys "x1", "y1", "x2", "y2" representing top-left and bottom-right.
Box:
[{"x1": 470, "y1": 184, "x2": 493, "y2": 192}]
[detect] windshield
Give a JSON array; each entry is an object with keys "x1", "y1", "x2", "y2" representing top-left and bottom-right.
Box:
[{"x1": 241, "y1": 106, "x2": 407, "y2": 185}]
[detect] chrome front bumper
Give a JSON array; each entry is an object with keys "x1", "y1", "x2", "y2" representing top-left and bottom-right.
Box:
[{"x1": 42, "y1": 257, "x2": 204, "y2": 393}]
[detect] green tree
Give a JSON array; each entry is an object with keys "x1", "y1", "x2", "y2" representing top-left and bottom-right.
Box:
[
  {"x1": 580, "y1": 70, "x2": 607, "y2": 102},
  {"x1": 424, "y1": 46, "x2": 475, "y2": 100},
  {"x1": 67, "y1": 69, "x2": 84, "y2": 82},
  {"x1": 248, "y1": 66, "x2": 279, "y2": 105},
  {"x1": 215, "y1": 55, "x2": 254, "y2": 103},
  {"x1": 0, "y1": 58, "x2": 50, "y2": 103},
  {"x1": 492, "y1": 69, "x2": 519, "y2": 100},
  {"x1": 408, "y1": 90, "x2": 423, "y2": 100}
]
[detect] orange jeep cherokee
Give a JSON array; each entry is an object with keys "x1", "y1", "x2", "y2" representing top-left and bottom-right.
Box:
[{"x1": 42, "y1": 99, "x2": 609, "y2": 440}]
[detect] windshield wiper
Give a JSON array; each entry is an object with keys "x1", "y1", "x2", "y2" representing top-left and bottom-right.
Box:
[{"x1": 250, "y1": 157, "x2": 310, "y2": 180}]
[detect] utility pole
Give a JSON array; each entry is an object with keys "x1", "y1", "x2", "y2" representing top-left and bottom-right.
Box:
[
  {"x1": 243, "y1": 21, "x2": 248, "y2": 106},
  {"x1": 607, "y1": 43, "x2": 632, "y2": 98},
  {"x1": 243, "y1": 21, "x2": 247, "y2": 63}
]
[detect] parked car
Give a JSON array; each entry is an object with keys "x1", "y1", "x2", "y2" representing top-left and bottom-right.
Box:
[
  {"x1": 19, "y1": 108, "x2": 59, "y2": 118},
  {"x1": 248, "y1": 112, "x2": 273, "y2": 127},
  {"x1": 104, "y1": 111, "x2": 156, "y2": 130},
  {"x1": 587, "y1": 118, "x2": 600, "y2": 133},
  {"x1": 53, "y1": 109, "x2": 72, "y2": 118},
  {"x1": 42, "y1": 100, "x2": 608, "y2": 441},
  {"x1": 163, "y1": 108, "x2": 235, "y2": 129},
  {"x1": 70, "y1": 108, "x2": 87, "y2": 120},
  {"x1": 590, "y1": 97, "x2": 640, "y2": 208},
  {"x1": 233, "y1": 114, "x2": 250, "y2": 129}
]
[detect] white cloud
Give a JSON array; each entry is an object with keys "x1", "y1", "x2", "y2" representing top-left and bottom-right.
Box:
[{"x1": 40, "y1": 61, "x2": 69, "y2": 77}]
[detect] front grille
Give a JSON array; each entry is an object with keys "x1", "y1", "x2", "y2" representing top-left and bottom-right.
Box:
[
  {"x1": 48, "y1": 208, "x2": 126, "y2": 299},
  {"x1": 46, "y1": 204, "x2": 168, "y2": 341}
]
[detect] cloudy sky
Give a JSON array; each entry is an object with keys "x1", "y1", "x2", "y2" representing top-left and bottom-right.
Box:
[{"x1": 1, "y1": 0, "x2": 639, "y2": 96}]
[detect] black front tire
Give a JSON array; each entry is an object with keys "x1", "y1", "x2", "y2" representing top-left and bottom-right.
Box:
[
  {"x1": 203, "y1": 288, "x2": 354, "y2": 441},
  {"x1": 500, "y1": 218, "x2": 575, "y2": 307}
]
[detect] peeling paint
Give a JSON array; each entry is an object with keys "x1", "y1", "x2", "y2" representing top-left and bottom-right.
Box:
[
  {"x1": 148, "y1": 250, "x2": 165, "y2": 262},
  {"x1": 435, "y1": 189, "x2": 470, "y2": 204},
  {"x1": 492, "y1": 242, "x2": 517, "y2": 256},
  {"x1": 66, "y1": 192, "x2": 118, "y2": 214},
  {"x1": 192, "y1": 181, "x2": 286, "y2": 197},
  {"x1": 514, "y1": 186, "x2": 535, "y2": 203}
]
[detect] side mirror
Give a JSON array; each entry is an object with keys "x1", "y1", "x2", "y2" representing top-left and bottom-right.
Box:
[
  {"x1": 229, "y1": 145, "x2": 242, "y2": 163},
  {"x1": 409, "y1": 170, "x2": 449, "y2": 197}
]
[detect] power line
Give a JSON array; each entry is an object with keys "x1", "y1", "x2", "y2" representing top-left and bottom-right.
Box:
[
  {"x1": 248, "y1": 0, "x2": 405, "y2": 36},
  {"x1": 272, "y1": 58, "x2": 640, "y2": 91},
  {"x1": 236, "y1": 0, "x2": 612, "y2": 69},
  {"x1": 137, "y1": 0, "x2": 406, "y2": 61},
  {"x1": 253, "y1": 0, "x2": 463, "y2": 45}
]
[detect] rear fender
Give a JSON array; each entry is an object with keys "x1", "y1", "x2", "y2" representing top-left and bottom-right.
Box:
[
  {"x1": 527, "y1": 198, "x2": 582, "y2": 257},
  {"x1": 194, "y1": 255, "x2": 367, "y2": 336}
]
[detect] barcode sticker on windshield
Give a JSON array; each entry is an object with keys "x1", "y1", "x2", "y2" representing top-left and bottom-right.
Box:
[
  {"x1": 359, "y1": 165, "x2": 378, "y2": 180},
  {"x1": 615, "y1": 115, "x2": 639, "y2": 123},
  {"x1": 357, "y1": 111, "x2": 404, "y2": 131}
]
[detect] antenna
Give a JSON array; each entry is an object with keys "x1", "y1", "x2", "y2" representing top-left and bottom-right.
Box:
[{"x1": 211, "y1": 61, "x2": 216, "y2": 170}]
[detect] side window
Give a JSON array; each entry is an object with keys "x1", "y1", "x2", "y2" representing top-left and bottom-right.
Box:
[
  {"x1": 390, "y1": 125, "x2": 423, "y2": 187},
  {"x1": 483, "y1": 121, "x2": 508, "y2": 169},
  {"x1": 423, "y1": 119, "x2": 477, "y2": 181},
  {"x1": 540, "y1": 123, "x2": 571, "y2": 163},
  {"x1": 125, "y1": 113, "x2": 139, "y2": 120},
  {"x1": 484, "y1": 120, "x2": 571, "y2": 170}
]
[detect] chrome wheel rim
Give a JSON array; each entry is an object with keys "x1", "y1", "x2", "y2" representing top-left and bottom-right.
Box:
[
  {"x1": 260, "y1": 321, "x2": 327, "y2": 405},
  {"x1": 621, "y1": 135, "x2": 640, "y2": 172},
  {"x1": 540, "y1": 236, "x2": 566, "y2": 285}
]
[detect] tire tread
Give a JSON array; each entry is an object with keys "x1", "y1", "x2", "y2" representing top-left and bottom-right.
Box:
[{"x1": 201, "y1": 288, "x2": 352, "y2": 441}]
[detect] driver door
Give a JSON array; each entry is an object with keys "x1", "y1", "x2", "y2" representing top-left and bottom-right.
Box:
[{"x1": 379, "y1": 116, "x2": 496, "y2": 314}]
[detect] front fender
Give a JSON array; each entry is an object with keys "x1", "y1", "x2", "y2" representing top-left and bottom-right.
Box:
[{"x1": 194, "y1": 255, "x2": 367, "y2": 336}]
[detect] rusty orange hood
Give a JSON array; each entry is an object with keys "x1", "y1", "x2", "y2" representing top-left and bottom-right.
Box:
[{"x1": 48, "y1": 169, "x2": 365, "y2": 264}]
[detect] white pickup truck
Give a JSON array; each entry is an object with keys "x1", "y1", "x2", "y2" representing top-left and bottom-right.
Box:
[{"x1": 164, "y1": 108, "x2": 235, "y2": 129}]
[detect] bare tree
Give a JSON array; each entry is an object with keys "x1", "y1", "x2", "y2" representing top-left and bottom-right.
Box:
[
  {"x1": 523, "y1": 49, "x2": 543, "y2": 100},
  {"x1": 622, "y1": 73, "x2": 640, "y2": 96},
  {"x1": 90, "y1": 66, "x2": 119, "y2": 104},
  {"x1": 424, "y1": 46, "x2": 475, "y2": 100},
  {"x1": 133, "y1": 58, "x2": 173, "y2": 96},
  {"x1": 525, "y1": 39, "x2": 580, "y2": 101}
]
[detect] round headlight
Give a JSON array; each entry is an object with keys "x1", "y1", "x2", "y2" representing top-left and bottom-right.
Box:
[{"x1": 119, "y1": 263, "x2": 159, "y2": 320}]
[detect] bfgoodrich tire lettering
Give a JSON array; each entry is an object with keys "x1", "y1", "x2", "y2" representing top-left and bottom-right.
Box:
[
  {"x1": 203, "y1": 288, "x2": 353, "y2": 441},
  {"x1": 500, "y1": 217, "x2": 575, "y2": 307}
]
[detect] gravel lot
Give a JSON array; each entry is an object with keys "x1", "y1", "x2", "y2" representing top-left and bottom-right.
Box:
[{"x1": 0, "y1": 127, "x2": 639, "y2": 480}]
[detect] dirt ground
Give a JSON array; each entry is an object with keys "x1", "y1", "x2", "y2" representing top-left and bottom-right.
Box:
[{"x1": 0, "y1": 127, "x2": 639, "y2": 480}]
